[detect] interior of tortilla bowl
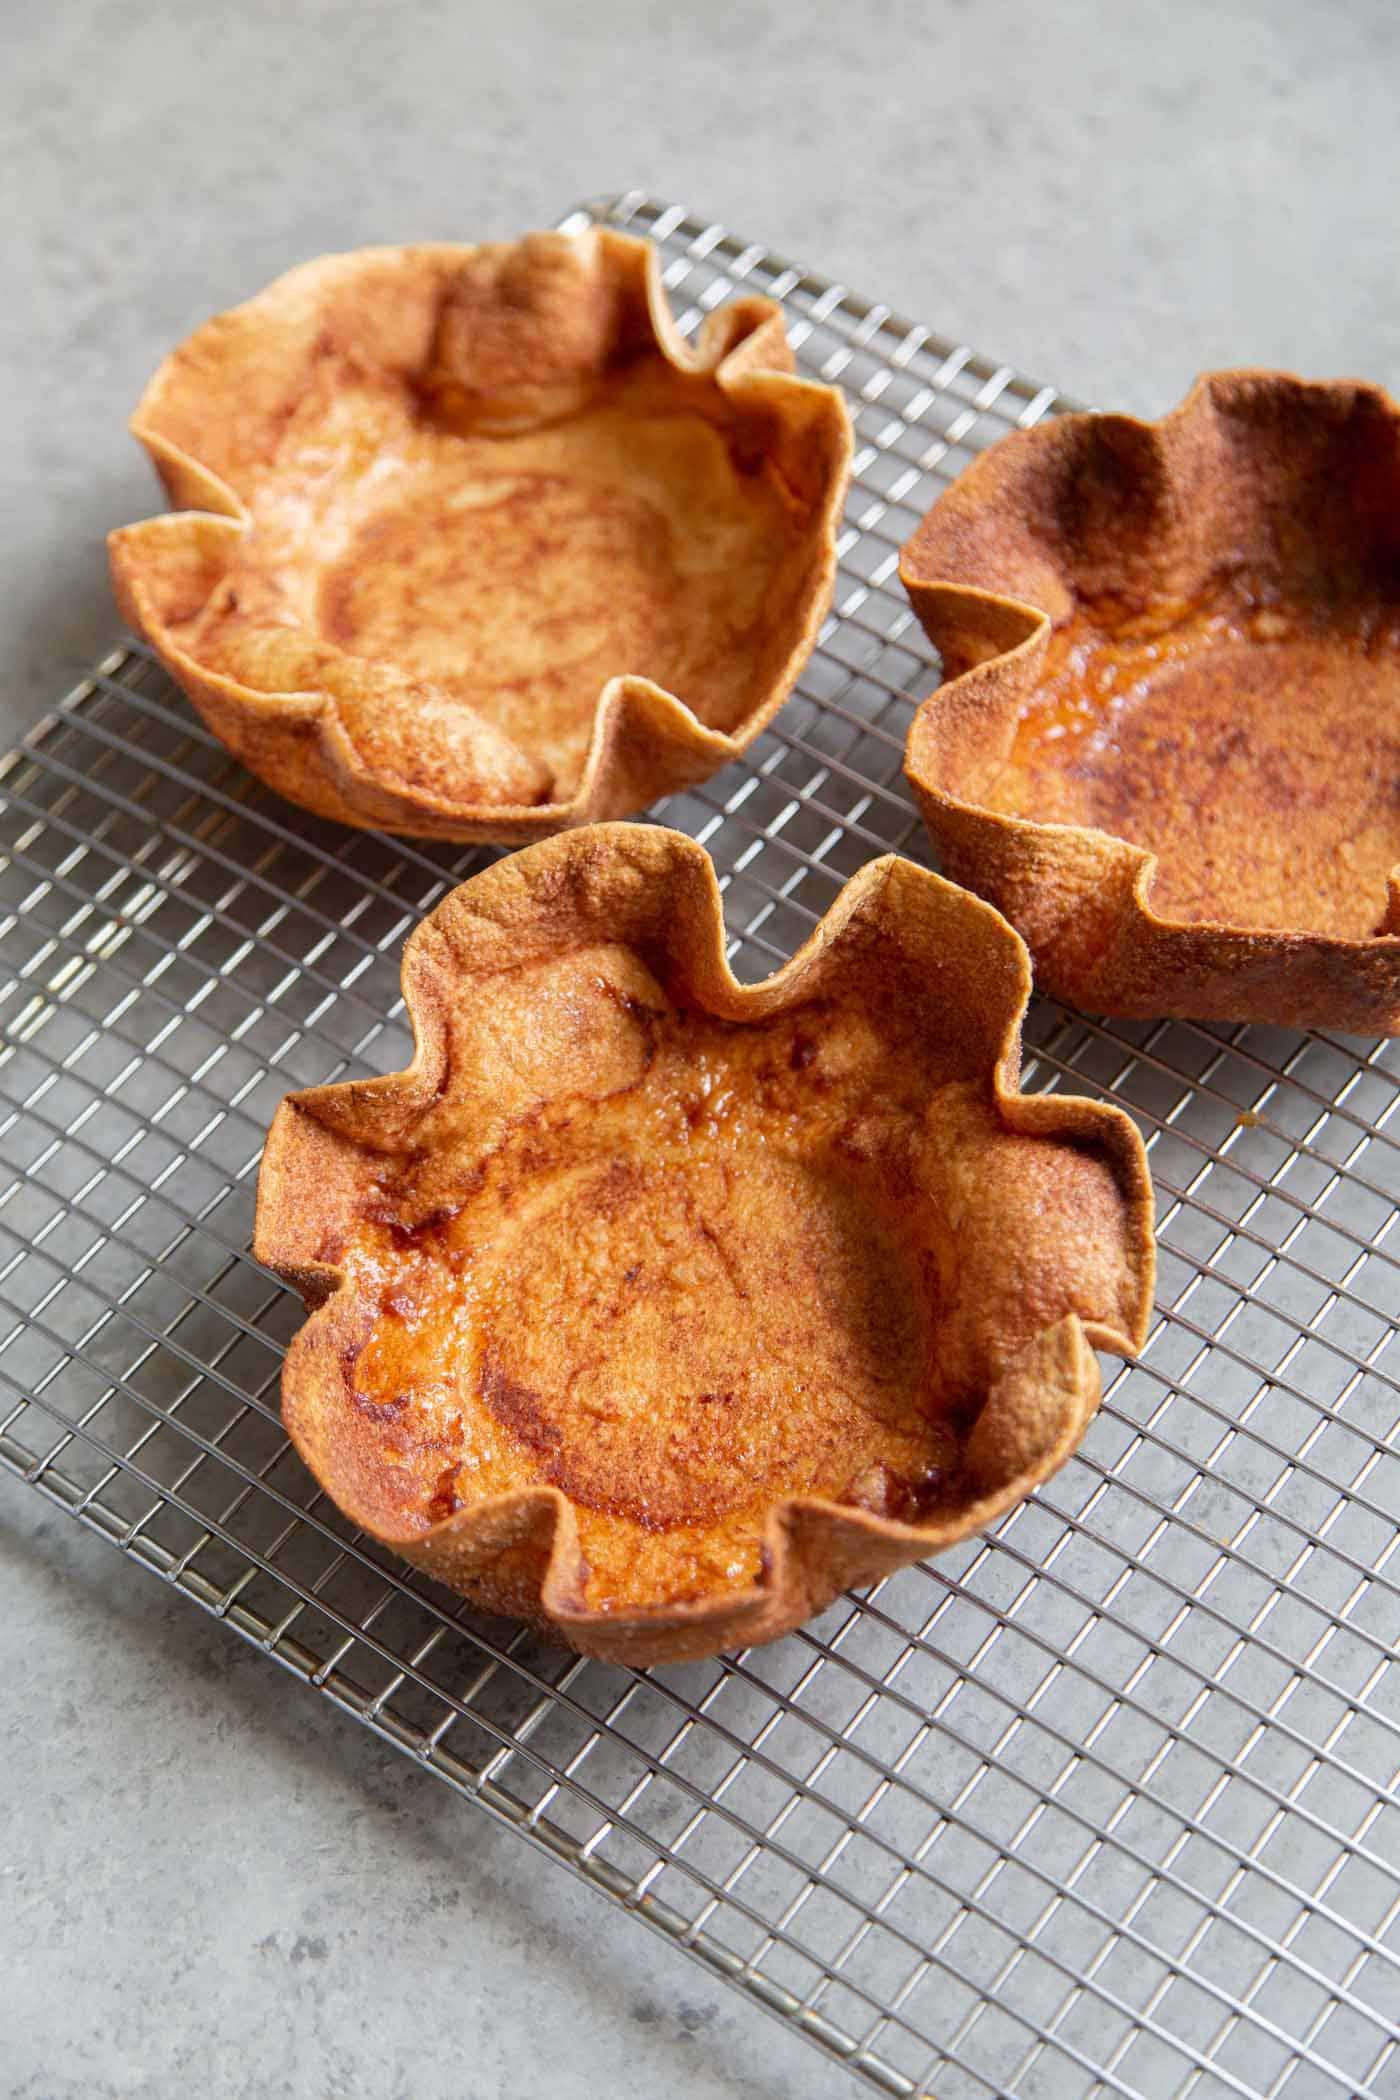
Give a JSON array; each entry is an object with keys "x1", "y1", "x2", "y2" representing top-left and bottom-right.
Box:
[
  {"x1": 287, "y1": 941, "x2": 1141, "y2": 1616},
  {"x1": 969, "y1": 570, "x2": 1400, "y2": 938},
  {"x1": 144, "y1": 347, "x2": 817, "y2": 807}
]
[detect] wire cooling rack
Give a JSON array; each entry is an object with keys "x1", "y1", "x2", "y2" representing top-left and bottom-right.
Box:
[{"x1": 2, "y1": 193, "x2": 1399, "y2": 2100}]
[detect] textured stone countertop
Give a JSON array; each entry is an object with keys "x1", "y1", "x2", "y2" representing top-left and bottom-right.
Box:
[{"x1": 4, "y1": 1, "x2": 1397, "y2": 2093}]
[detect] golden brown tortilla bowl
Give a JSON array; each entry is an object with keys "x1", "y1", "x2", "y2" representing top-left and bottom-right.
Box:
[
  {"x1": 110, "y1": 229, "x2": 851, "y2": 842},
  {"x1": 255, "y1": 824, "x2": 1154, "y2": 1665},
  {"x1": 901, "y1": 371, "x2": 1400, "y2": 1033}
]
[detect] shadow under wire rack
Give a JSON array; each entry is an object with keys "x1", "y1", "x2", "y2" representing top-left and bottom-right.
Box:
[{"x1": 1, "y1": 193, "x2": 1398, "y2": 2100}]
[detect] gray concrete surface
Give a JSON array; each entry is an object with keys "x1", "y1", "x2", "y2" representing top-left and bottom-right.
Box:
[{"x1": 3, "y1": 1, "x2": 1398, "y2": 2092}]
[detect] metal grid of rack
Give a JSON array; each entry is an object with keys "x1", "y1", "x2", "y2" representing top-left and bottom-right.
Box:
[{"x1": 2, "y1": 193, "x2": 1398, "y2": 2100}]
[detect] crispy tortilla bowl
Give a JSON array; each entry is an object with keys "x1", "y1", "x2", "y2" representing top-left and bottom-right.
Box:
[
  {"x1": 110, "y1": 229, "x2": 851, "y2": 841},
  {"x1": 902, "y1": 371, "x2": 1400, "y2": 1033},
  {"x1": 255, "y1": 825, "x2": 1154, "y2": 1665}
]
